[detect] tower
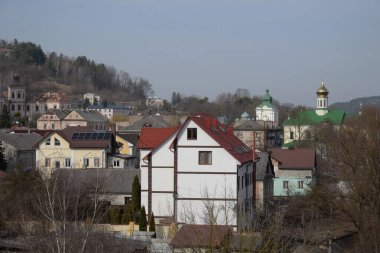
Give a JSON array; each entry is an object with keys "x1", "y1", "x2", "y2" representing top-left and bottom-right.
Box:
[
  {"x1": 315, "y1": 81, "x2": 329, "y2": 116},
  {"x1": 256, "y1": 89, "x2": 279, "y2": 126},
  {"x1": 7, "y1": 74, "x2": 27, "y2": 117}
]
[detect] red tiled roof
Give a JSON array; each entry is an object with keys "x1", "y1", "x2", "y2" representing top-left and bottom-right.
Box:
[
  {"x1": 137, "y1": 128, "x2": 177, "y2": 149},
  {"x1": 171, "y1": 225, "x2": 231, "y2": 248},
  {"x1": 189, "y1": 113, "x2": 253, "y2": 164},
  {"x1": 270, "y1": 148, "x2": 316, "y2": 169}
]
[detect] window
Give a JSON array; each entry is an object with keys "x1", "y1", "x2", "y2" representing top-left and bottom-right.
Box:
[
  {"x1": 44, "y1": 124, "x2": 47, "y2": 130},
  {"x1": 11, "y1": 92, "x2": 14, "y2": 99},
  {"x1": 83, "y1": 158, "x2": 89, "y2": 167},
  {"x1": 46, "y1": 138, "x2": 51, "y2": 145},
  {"x1": 54, "y1": 138, "x2": 60, "y2": 146},
  {"x1": 45, "y1": 158, "x2": 51, "y2": 167},
  {"x1": 65, "y1": 158, "x2": 71, "y2": 168},
  {"x1": 36, "y1": 105, "x2": 39, "y2": 111},
  {"x1": 94, "y1": 158, "x2": 100, "y2": 167},
  {"x1": 52, "y1": 124, "x2": 55, "y2": 130},
  {"x1": 283, "y1": 181, "x2": 289, "y2": 189},
  {"x1": 11, "y1": 105, "x2": 14, "y2": 111},
  {"x1": 17, "y1": 93, "x2": 20, "y2": 99},
  {"x1": 113, "y1": 160, "x2": 120, "y2": 167},
  {"x1": 187, "y1": 128, "x2": 197, "y2": 140},
  {"x1": 26, "y1": 105, "x2": 29, "y2": 111},
  {"x1": 290, "y1": 131, "x2": 294, "y2": 140},
  {"x1": 55, "y1": 161, "x2": 60, "y2": 169},
  {"x1": 18, "y1": 105, "x2": 21, "y2": 111},
  {"x1": 199, "y1": 151, "x2": 212, "y2": 165},
  {"x1": 298, "y1": 181, "x2": 304, "y2": 189}
]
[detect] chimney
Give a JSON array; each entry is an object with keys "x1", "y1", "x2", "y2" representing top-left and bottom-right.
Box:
[
  {"x1": 212, "y1": 118, "x2": 217, "y2": 128},
  {"x1": 227, "y1": 126, "x2": 234, "y2": 135},
  {"x1": 205, "y1": 117, "x2": 211, "y2": 128},
  {"x1": 252, "y1": 131, "x2": 256, "y2": 161},
  {"x1": 111, "y1": 123, "x2": 116, "y2": 136}
]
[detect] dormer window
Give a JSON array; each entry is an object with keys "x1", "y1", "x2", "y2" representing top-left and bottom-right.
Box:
[
  {"x1": 54, "y1": 138, "x2": 60, "y2": 146},
  {"x1": 187, "y1": 128, "x2": 197, "y2": 140}
]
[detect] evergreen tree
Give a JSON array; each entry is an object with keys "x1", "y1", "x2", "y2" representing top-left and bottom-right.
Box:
[
  {"x1": 139, "y1": 206, "x2": 147, "y2": 231},
  {"x1": 121, "y1": 202, "x2": 134, "y2": 224},
  {"x1": 0, "y1": 105, "x2": 11, "y2": 128},
  {"x1": 0, "y1": 144, "x2": 7, "y2": 172},
  {"x1": 131, "y1": 175, "x2": 141, "y2": 213},
  {"x1": 149, "y1": 212, "x2": 156, "y2": 232}
]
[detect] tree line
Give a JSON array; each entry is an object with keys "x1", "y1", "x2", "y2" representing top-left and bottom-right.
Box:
[{"x1": 0, "y1": 39, "x2": 153, "y2": 102}]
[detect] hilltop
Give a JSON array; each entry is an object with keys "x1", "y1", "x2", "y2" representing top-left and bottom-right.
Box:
[
  {"x1": 0, "y1": 39, "x2": 154, "y2": 103},
  {"x1": 330, "y1": 96, "x2": 380, "y2": 115}
]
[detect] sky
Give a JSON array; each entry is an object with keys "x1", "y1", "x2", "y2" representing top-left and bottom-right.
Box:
[{"x1": 0, "y1": 0, "x2": 379, "y2": 106}]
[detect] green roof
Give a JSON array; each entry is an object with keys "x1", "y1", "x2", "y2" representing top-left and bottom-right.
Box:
[
  {"x1": 283, "y1": 109, "x2": 345, "y2": 126},
  {"x1": 257, "y1": 89, "x2": 275, "y2": 109}
]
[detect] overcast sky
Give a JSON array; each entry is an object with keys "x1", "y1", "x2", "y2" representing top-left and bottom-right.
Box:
[{"x1": 0, "y1": 0, "x2": 379, "y2": 106}]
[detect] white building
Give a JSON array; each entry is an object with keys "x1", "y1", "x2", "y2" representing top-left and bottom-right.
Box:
[
  {"x1": 87, "y1": 104, "x2": 133, "y2": 120},
  {"x1": 84, "y1": 93, "x2": 101, "y2": 105},
  {"x1": 138, "y1": 113, "x2": 253, "y2": 226},
  {"x1": 145, "y1": 96, "x2": 164, "y2": 108},
  {"x1": 255, "y1": 89, "x2": 279, "y2": 126}
]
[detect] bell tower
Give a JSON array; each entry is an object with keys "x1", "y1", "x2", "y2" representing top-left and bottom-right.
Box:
[{"x1": 315, "y1": 81, "x2": 329, "y2": 116}]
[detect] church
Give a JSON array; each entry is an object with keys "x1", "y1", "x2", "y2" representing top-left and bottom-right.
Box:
[{"x1": 282, "y1": 82, "x2": 345, "y2": 146}]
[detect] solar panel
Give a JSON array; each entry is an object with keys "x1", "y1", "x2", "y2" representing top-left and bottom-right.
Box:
[
  {"x1": 72, "y1": 133, "x2": 79, "y2": 140},
  {"x1": 78, "y1": 133, "x2": 86, "y2": 139},
  {"x1": 104, "y1": 133, "x2": 111, "y2": 139},
  {"x1": 84, "y1": 133, "x2": 92, "y2": 139},
  {"x1": 97, "y1": 133, "x2": 105, "y2": 139},
  {"x1": 91, "y1": 133, "x2": 98, "y2": 139}
]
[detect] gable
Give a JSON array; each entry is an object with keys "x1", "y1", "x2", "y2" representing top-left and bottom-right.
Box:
[
  {"x1": 177, "y1": 120, "x2": 219, "y2": 146},
  {"x1": 38, "y1": 132, "x2": 70, "y2": 149},
  {"x1": 65, "y1": 110, "x2": 84, "y2": 121}
]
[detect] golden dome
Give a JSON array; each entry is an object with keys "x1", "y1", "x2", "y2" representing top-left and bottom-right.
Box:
[{"x1": 316, "y1": 81, "x2": 329, "y2": 96}]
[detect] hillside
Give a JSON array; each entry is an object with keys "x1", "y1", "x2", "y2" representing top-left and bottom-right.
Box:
[
  {"x1": 0, "y1": 39, "x2": 154, "y2": 103},
  {"x1": 330, "y1": 96, "x2": 380, "y2": 115}
]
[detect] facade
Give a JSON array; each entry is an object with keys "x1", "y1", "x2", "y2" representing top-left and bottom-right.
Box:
[
  {"x1": 145, "y1": 96, "x2": 164, "y2": 108},
  {"x1": 84, "y1": 93, "x2": 101, "y2": 105},
  {"x1": 270, "y1": 148, "x2": 316, "y2": 197},
  {"x1": 87, "y1": 104, "x2": 133, "y2": 120},
  {"x1": 138, "y1": 113, "x2": 253, "y2": 226},
  {"x1": 256, "y1": 89, "x2": 279, "y2": 126},
  {"x1": 62, "y1": 109, "x2": 108, "y2": 131},
  {"x1": 234, "y1": 120, "x2": 282, "y2": 151},
  {"x1": 35, "y1": 126, "x2": 116, "y2": 173},
  {"x1": 37, "y1": 109, "x2": 69, "y2": 130},
  {"x1": 283, "y1": 82, "x2": 345, "y2": 146},
  {"x1": 0, "y1": 75, "x2": 74, "y2": 120},
  {"x1": 115, "y1": 133, "x2": 139, "y2": 156},
  {"x1": 0, "y1": 132, "x2": 43, "y2": 170}
]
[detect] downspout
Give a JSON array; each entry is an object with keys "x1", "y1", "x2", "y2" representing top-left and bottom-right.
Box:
[{"x1": 169, "y1": 138, "x2": 178, "y2": 224}]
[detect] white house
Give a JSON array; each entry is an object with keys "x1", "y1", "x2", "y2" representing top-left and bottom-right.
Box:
[
  {"x1": 84, "y1": 93, "x2": 101, "y2": 105},
  {"x1": 137, "y1": 113, "x2": 253, "y2": 227}
]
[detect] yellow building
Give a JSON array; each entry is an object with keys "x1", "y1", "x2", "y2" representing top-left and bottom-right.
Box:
[
  {"x1": 35, "y1": 126, "x2": 115, "y2": 173},
  {"x1": 115, "y1": 133, "x2": 138, "y2": 156}
]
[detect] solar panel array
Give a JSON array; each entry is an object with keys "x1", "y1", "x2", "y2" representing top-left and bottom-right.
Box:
[{"x1": 72, "y1": 132, "x2": 112, "y2": 140}]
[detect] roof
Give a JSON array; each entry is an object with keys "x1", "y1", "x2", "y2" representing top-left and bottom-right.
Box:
[
  {"x1": 257, "y1": 89, "x2": 275, "y2": 109},
  {"x1": 0, "y1": 133, "x2": 43, "y2": 150},
  {"x1": 270, "y1": 148, "x2": 316, "y2": 169},
  {"x1": 88, "y1": 104, "x2": 133, "y2": 110},
  {"x1": 234, "y1": 120, "x2": 266, "y2": 131},
  {"x1": 29, "y1": 92, "x2": 72, "y2": 103},
  {"x1": 123, "y1": 115, "x2": 169, "y2": 131},
  {"x1": 54, "y1": 168, "x2": 140, "y2": 194},
  {"x1": 256, "y1": 152, "x2": 273, "y2": 181},
  {"x1": 116, "y1": 133, "x2": 139, "y2": 145},
  {"x1": 189, "y1": 113, "x2": 253, "y2": 164},
  {"x1": 170, "y1": 225, "x2": 231, "y2": 248},
  {"x1": 137, "y1": 128, "x2": 177, "y2": 149},
  {"x1": 283, "y1": 109, "x2": 345, "y2": 126},
  {"x1": 39, "y1": 109, "x2": 69, "y2": 120},
  {"x1": 36, "y1": 126, "x2": 114, "y2": 149},
  {"x1": 69, "y1": 109, "x2": 107, "y2": 122}
]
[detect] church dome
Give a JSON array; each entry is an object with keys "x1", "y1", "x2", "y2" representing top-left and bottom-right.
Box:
[
  {"x1": 262, "y1": 89, "x2": 272, "y2": 102},
  {"x1": 316, "y1": 81, "x2": 329, "y2": 96},
  {"x1": 240, "y1": 111, "x2": 250, "y2": 120}
]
